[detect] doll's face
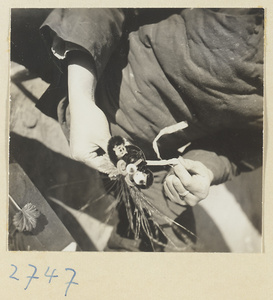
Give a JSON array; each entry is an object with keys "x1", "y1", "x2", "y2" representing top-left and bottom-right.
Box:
[{"x1": 113, "y1": 144, "x2": 128, "y2": 159}]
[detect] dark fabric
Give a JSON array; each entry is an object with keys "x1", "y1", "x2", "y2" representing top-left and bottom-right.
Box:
[
  {"x1": 148, "y1": 9, "x2": 263, "y2": 129},
  {"x1": 40, "y1": 8, "x2": 126, "y2": 78},
  {"x1": 102, "y1": 8, "x2": 262, "y2": 147}
]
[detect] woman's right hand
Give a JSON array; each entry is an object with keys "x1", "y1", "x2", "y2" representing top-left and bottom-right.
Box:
[{"x1": 163, "y1": 157, "x2": 213, "y2": 206}]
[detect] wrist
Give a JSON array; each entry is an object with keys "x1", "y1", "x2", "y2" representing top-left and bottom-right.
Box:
[{"x1": 206, "y1": 167, "x2": 214, "y2": 185}]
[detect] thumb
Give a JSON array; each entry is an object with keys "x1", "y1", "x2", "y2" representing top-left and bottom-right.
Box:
[
  {"x1": 178, "y1": 157, "x2": 206, "y2": 175},
  {"x1": 88, "y1": 137, "x2": 110, "y2": 154},
  {"x1": 84, "y1": 153, "x2": 116, "y2": 174},
  {"x1": 100, "y1": 138, "x2": 110, "y2": 153}
]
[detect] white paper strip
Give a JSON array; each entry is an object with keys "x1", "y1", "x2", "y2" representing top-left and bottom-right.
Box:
[{"x1": 152, "y1": 121, "x2": 190, "y2": 159}]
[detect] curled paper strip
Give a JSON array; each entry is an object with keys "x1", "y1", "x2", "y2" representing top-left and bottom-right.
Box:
[{"x1": 152, "y1": 121, "x2": 190, "y2": 159}]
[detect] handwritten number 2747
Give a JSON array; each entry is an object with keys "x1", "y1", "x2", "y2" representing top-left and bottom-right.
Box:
[{"x1": 9, "y1": 264, "x2": 78, "y2": 296}]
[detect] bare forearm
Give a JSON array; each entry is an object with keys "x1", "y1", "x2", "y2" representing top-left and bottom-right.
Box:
[{"x1": 67, "y1": 53, "x2": 111, "y2": 165}]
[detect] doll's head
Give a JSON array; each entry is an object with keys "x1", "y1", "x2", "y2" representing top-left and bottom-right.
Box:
[
  {"x1": 132, "y1": 169, "x2": 153, "y2": 189},
  {"x1": 108, "y1": 136, "x2": 128, "y2": 165}
]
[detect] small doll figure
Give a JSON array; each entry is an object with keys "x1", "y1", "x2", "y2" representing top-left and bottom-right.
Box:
[
  {"x1": 107, "y1": 136, "x2": 154, "y2": 189},
  {"x1": 126, "y1": 164, "x2": 153, "y2": 189},
  {"x1": 108, "y1": 135, "x2": 129, "y2": 165}
]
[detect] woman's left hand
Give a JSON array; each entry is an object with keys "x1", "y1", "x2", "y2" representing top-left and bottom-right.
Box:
[{"x1": 163, "y1": 157, "x2": 214, "y2": 206}]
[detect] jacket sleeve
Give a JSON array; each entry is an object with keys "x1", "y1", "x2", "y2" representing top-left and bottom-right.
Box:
[
  {"x1": 37, "y1": 8, "x2": 127, "y2": 119},
  {"x1": 182, "y1": 128, "x2": 262, "y2": 185},
  {"x1": 40, "y1": 8, "x2": 126, "y2": 79}
]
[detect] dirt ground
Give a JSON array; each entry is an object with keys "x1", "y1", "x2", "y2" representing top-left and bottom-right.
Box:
[{"x1": 9, "y1": 62, "x2": 262, "y2": 252}]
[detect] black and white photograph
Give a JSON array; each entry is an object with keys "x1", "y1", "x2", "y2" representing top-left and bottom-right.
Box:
[{"x1": 9, "y1": 8, "x2": 263, "y2": 253}]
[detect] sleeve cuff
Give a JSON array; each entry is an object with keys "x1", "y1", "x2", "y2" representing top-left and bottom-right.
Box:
[{"x1": 182, "y1": 149, "x2": 239, "y2": 185}]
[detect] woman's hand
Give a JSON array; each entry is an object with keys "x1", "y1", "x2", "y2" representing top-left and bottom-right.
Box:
[
  {"x1": 69, "y1": 101, "x2": 113, "y2": 173},
  {"x1": 67, "y1": 53, "x2": 114, "y2": 174},
  {"x1": 163, "y1": 157, "x2": 214, "y2": 206}
]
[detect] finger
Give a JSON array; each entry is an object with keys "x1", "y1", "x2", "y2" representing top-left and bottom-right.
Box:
[
  {"x1": 82, "y1": 153, "x2": 115, "y2": 174},
  {"x1": 164, "y1": 176, "x2": 187, "y2": 206},
  {"x1": 183, "y1": 193, "x2": 200, "y2": 207},
  {"x1": 167, "y1": 170, "x2": 200, "y2": 207},
  {"x1": 164, "y1": 181, "x2": 187, "y2": 206},
  {"x1": 173, "y1": 162, "x2": 192, "y2": 187},
  {"x1": 165, "y1": 175, "x2": 181, "y2": 198},
  {"x1": 99, "y1": 137, "x2": 111, "y2": 153},
  {"x1": 163, "y1": 181, "x2": 175, "y2": 201},
  {"x1": 86, "y1": 142, "x2": 100, "y2": 154},
  {"x1": 88, "y1": 138, "x2": 109, "y2": 154},
  {"x1": 178, "y1": 157, "x2": 206, "y2": 175},
  {"x1": 170, "y1": 175, "x2": 188, "y2": 195}
]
